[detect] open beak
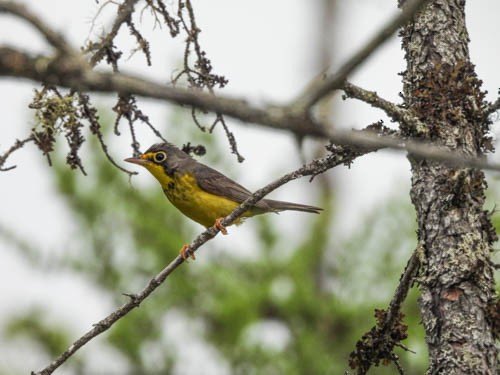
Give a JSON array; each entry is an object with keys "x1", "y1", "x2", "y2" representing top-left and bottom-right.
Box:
[{"x1": 124, "y1": 157, "x2": 149, "y2": 166}]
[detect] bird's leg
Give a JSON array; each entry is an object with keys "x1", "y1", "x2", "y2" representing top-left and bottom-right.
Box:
[
  {"x1": 214, "y1": 217, "x2": 228, "y2": 235},
  {"x1": 180, "y1": 244, "x2": 196, "y2": 261}
]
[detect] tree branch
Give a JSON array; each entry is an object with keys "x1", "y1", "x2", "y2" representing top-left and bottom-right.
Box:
[
  {"x1": 383, "y1": 249, "x2": 420, "y2": 334},
  {"x1": 0, "y1": 136, "x2": 34, "y2": 171},
  {"x1": 325, "y1": 128, "x2": 500, "y2": 173},
  {"x1": 349, "y1": 248, "x2": 420, "y2": 373},
  {"x1": 87, "y1": 0, "x2": 140, "y2": 67},
  {"x1": 0, "y1": 0, "x2": 74, "y2": 55},
  {"x1": 295, "y1": 0, "x2": 431, "y2": 108},
  {"x1": 485, "y1": 94, "x2": 500, "y2": 119},
  {"x1": 342, "y1": 81, "x2": 428, "y2": 135}
]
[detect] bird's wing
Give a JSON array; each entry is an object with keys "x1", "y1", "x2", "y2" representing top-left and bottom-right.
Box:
[{"x1": 192, "y1": 162, "x2": 271, "y2": 210}]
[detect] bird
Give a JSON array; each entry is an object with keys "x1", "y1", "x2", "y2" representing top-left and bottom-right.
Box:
[{"x1": 125, "y1": 142, "x2": 322, "y2": 259}]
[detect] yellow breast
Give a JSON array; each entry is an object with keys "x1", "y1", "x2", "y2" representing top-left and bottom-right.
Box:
[{"x1": 145, "y1": 163, "x2": 247, "y2": 227}]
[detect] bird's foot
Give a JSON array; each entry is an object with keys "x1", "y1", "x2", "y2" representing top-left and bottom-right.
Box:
[
  {"x1": 180, "y1": 244, "x2": 196, "y2": 261},
  {"x1": 214, "y1": 217, "x2": 228, "y2": 235}
]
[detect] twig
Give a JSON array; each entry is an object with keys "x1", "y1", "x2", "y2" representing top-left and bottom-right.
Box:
[
  {"x1": 0, "y1": 136, "x2": 34, "y2": 171},
  {"x1": 382, "y1": 250, "x2": 420, "y2": 336},
  {"x1": 78, "y1": 93, "x2": 138, "y2": 175},
  {"x1": 295, "y1": 0, "x2": 431, "y2": 108},
  {"x1": 173, "y1": 0, "x2": 239, "y2": 160},
  {"x1": 211, "y1": 113, "x2": 245, "y2": 162},
  {"x1": 342, "y1": 81, "x2": 428, "y2": 135},
  {"x1": 485, "y1": 95, "x2": 500, "y2": 119},
  {"x1": 0, "y1": 0, "x2": 74, "y2": 55},
  {"x1": 32, "y1": 134, "x2": 373, "y2": 375},
  {"x1": 87, "y1": 0, "x2": 140, "y2": 67},
  {"x1": 393, "y1": 354, "x2": 405, "y2": 375},
  {"x1": 348, "y1": 248, "x2": 420, "y2": 373}
]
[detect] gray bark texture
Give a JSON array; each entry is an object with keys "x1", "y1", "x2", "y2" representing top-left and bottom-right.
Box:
[{"x1": 399, "y1": 0, "x2": 499, "y2": 373}]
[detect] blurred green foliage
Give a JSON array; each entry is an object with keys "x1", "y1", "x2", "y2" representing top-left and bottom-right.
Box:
[
  {"x1": 6, "y1": 308, "x2": 70, "y2": 358},
  {"x1": 1, "y1": 115, "x2": 431, "y2": 375}
]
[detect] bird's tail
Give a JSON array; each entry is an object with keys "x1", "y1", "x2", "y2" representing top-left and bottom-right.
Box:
[{"x1": 263, "y1": 199, "x2": 323, "y2": 214}]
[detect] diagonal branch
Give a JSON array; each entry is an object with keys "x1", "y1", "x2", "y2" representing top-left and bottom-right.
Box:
[
  {"x1": 87, "y1": 0, "x2": 141, "y2": 67},
  {"x1": 349, "y1": 247, "x2": 420, "y2": 373},
  {"x1": 342, "y1": 81, "x2": 428, "y2": 135},
  {"x1": 485, "y1": 94, "x2": 500, "y2": 119},
  {"x1": 32, "y1": 131, "x2": 374, "y2": 375},
  {"x1": 295, "y1": 0, "x2": 431, "y2": 109},
  {"x1": 383, "y1": 249, "x2": 420, "y2": 334},
  {"x1": 0, "y1": 0, "x2": 74, "y2": 55},
  {"x1": 0, "y1": 136, "x2": 34, "y2": 171}
]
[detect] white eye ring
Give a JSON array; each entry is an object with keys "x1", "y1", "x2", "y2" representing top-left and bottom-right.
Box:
[{"x1": 153, "y1": 151, "x2": 166, "y2": 163}]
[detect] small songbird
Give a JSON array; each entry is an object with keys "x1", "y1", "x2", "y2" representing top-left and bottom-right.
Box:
[{"x1": 125, "y1": 142, "x2": 322, "y2": 259}]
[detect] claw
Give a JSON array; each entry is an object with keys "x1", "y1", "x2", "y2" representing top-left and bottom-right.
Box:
[
  {"x1": 214, "y1": 217, "x2": 228, "y2": 235},
  {"x1": 180, "y1": 244, "x2": 196, "y2": 260}
]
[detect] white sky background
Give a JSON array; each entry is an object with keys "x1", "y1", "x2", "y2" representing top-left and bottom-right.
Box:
[{"x1": 1, "y1": 1, "x2": 499, "y2": 374}]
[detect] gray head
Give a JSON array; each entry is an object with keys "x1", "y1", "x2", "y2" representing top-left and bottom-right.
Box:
[{"x1": 124, "y1": 142, "x2": 195, "y2": 177}]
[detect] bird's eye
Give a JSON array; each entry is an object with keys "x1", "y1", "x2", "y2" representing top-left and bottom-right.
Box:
[{"x1": 153, "y1": 151, "x2": 166, "y2": 163}]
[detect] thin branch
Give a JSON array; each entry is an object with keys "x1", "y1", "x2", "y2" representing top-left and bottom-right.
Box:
[
  {"x1": 382, "y1": 249, "x2": 420, "y2": 335},
  {"x1": 349, "y1": 248, "x2": 420, "y2": 373},
  {"x1": 328, "y1": 129, "x2": 500, "y2": 172},
  {"x1": 32, "y1": 133, "x2": 369, "y2": 375},
  {"x1": 78, "y1": 92, "x2": 138, "y2": 175},
  {"x1": 295, "y1": 0, "x2": 431, "y2": 108},
  {"x1": 87, "y1": 0, "x2": 141, "y2": 67},
  {"x1": 485, "y1": 94, "x2": 500, "y2": 119},
  {"x1": 0, "y1": 136, "x2": 34, "y2": 171},
  {"x1": 342, "y1": 81, "x2": 428, "y2": 135},
  {"x1": 0, "y1": 0, "x2": 74, "y2": 55},
  {"x1": 392, "y1": 355, "x2": 405, "y2": 375},
  {"x1": 211, "y1": 113, "x2": 245, "y2": 162}
]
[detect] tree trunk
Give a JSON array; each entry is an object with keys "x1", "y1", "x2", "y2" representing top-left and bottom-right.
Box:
[{"x1": 400, "y1": 0, "x2": 498, "y2": 373}]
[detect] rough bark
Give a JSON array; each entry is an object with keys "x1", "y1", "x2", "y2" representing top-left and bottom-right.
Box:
[{"x1": 400, "y1": 0, "x2": 498, "y2": 373}]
